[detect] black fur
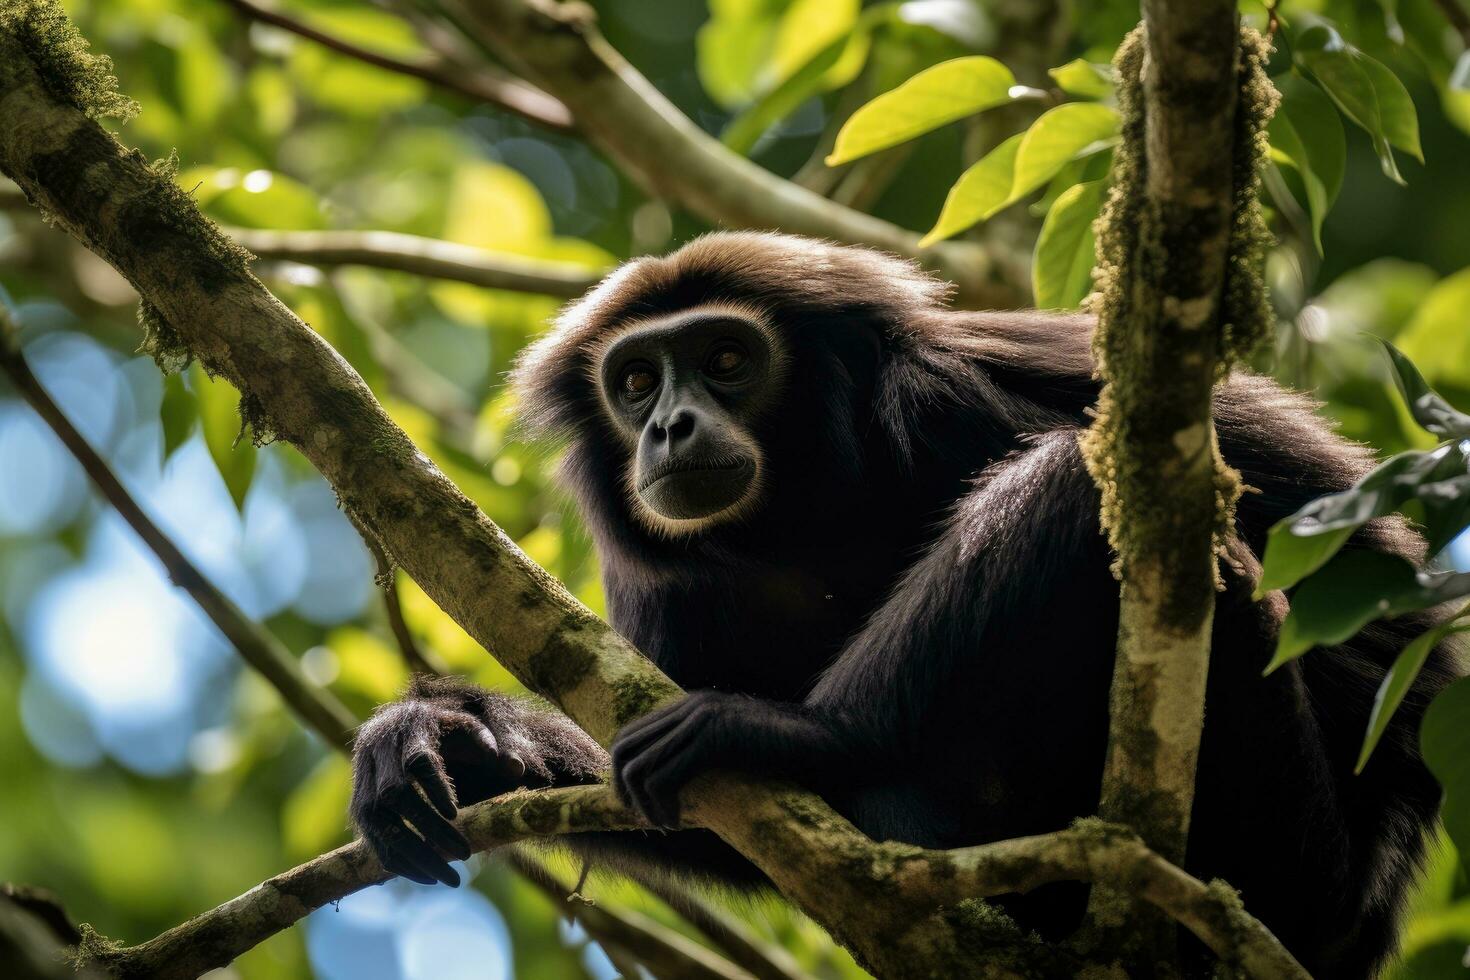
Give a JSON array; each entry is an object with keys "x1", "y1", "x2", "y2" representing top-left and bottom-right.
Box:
[{"x1": 351, "y1": 233, "x2": 1460, "y2": 977}]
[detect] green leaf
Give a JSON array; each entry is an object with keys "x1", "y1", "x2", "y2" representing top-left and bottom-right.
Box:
[
  {"x1": 1275, "y1": 75, "x2": 1346, "y2": 202},
  {"x1": 723, "y1": 35, "x2": 850, "y2": 153},
  {"x1": 1266, "y1": 550, "x2": 1424, "y2": 672},
  {"x1": 920, "y1": 133, "x2": 1023, "y2": 245},
  {"x1": 192, "y1": 365, "x2": 256, "y2": 511},
  {"x1": 1294, "y1": 24, "x2": 1422, "y2": 184},
  {"x1": 1268, "y1": 116, "x2": 1330, "y2": 254},
  {"x1": 767, "y1": 0, "x2": 861, "y2": 86},
  {"x1": 1032, "y1": 179, "x2": 1104, "y2": 309},
  {"x1": 920, "y1": 103, "x2": 1117, "y2": 245},
  {"x1": 1358, "y1": 620, "x2": 1470, "y2": 773},
  {"x1": 1423, "y1": 676, "x2": 1470, "y2": 877},
  {"x1": 1396, "y1": 268, "x2": 1470, "y2": 400},
  {"x1": 1378, "y1": 338, "x2": 1470, "y2": 440},
  {"x1": 1256, "y1": 523, "x2": 1357, "y2": 598},
  {"x1": 1357, "y1": 54, "x2": 1422, "y2": 161},
  {"x1": 1269, "y1": 74, "x2": 1345, "y2": 254},
  {"x1": 1048, "y1": 59, "x2": 1112, "y2": 99},
  {"x1": 826, "y1": 56, "x2": 1017, "y2": 165},
  {"x1": 697, "y1": 7, "x2": 779, "y2": 108},
  {"x1": 1257, "y1": 445, "x2": 1470, "y2": 595},
  {"x1": 1011, "y1": 103, "x2": 1119, "y2": 197},
  {"x1": 158, "y1": 372, "x2": 196, "y2": 461},
  {"x1": 724, "y1": 2, "x2": 901, "y2": 153}
]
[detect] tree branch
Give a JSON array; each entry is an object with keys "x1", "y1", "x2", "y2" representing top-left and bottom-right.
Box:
[
  {"x1": 231, "y1": 227, "x2": 602, "y2": 299},
  {"x1": 430, "y1": 0, "x2": 1026, "y2": 309},
  {"x1": 503, "y1": 851, "x2": 758, "y2": 980},
  {"x1": 0, "y1": 307, "x2": 360, "y2": 752},
  {"x1": 218, "y1": 0, "x2": 572, "y2": 131},
  {"x1": 94, "y1": 786, "x2": 646, "y2": 980}
]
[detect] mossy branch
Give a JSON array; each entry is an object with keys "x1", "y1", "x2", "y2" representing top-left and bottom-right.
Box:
[
  {"x1": 1077, "y1": 8, "x2": 1278, "y2": 966},
  {"x1": 0, "y1": 10, "x2": 676, "y2": 746}
]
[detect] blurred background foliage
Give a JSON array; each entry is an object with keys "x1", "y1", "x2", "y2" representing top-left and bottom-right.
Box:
[{"x1": 0, "y1": 0, "x2": 1468, "y2": 977}]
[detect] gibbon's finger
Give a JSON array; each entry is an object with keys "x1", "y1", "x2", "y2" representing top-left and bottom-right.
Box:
[
  {"x1": 406, "y1": 751, "x2": 458, "y2": 820},
  {"x1": 397, "y1": 840, "x2": 460, "y2": 888},
  {"x1": 381, "y1": 815, "x2": 462, "y2": 887},
  {"x1": 388, "y1": 785, "x2": 471, "y2": 863},
  {"x1": 371, "y1": 822, "x2": 440, "y2": 886},
  {"x1": 611, "y1": 700, "x2": 691, "y2": 778},
  {"x1": 441, "y1": 709, "x2": 525, "y2": 783},
  {"x1": 618, "y1": 712, "x2": 706, "y2": 828}
]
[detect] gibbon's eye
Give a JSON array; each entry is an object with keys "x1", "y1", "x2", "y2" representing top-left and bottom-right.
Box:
[
  {"x1": 622, "y1": 365, "x2": 658, "y2": 399},
  {"x1": 705, "y1": 345, "x2": 748, "y2": 378}
]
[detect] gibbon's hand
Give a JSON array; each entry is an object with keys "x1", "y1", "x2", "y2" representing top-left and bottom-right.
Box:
[{"x1": 350, "y1": 700, "x2": 526, "y2": 886}]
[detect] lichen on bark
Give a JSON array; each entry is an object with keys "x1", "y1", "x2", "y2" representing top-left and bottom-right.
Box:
[
  {"x1": 0, "y1": 0, "x2": 136, "y2": 121},
  {"x1": 1079, "y1": 25, "x2": 1277, "y2": 613}
]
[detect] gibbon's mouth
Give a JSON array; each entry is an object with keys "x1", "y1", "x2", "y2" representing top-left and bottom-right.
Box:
[
  {"x1": 637, "y1": 455, "x2": 752, "y2": 492},
  {"x1": 637, "y1": 456, "x2": 756, "y2": 522}
]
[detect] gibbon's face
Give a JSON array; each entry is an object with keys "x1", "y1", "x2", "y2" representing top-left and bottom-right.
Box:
[{"x1": 593, "y1": 304, "x2": 785, "y2": 534}]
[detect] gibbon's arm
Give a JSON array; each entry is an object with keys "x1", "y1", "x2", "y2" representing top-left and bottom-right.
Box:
[{"x1": 350, "y1": 675, "x2": 606, "y2": 885}]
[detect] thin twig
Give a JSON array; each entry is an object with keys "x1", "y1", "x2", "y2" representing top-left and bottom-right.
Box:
[
  {"x1": 504, "y1": 851, "x2": 755, "y2": 980},
  {"x1": 0, "y1": 309, "x2": 359, "y2": 752},
  {"x1": 232, "y1": 227, "x2": 603, "y2": 299},
  {"x1": 218, "y1": 0, "x2": 572, "y2": 130},
  {"x1": 382, "y1": 572, "x2": 445, "y2": 674}
]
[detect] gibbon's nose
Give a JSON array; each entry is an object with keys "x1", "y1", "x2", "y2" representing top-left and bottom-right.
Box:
[{"x1": 652, "y1": 408, "x2": 697, "y2": 448}]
